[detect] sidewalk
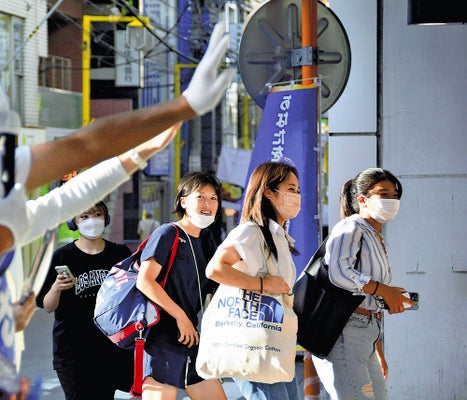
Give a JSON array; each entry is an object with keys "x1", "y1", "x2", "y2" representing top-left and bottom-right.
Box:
[{"x1": 20, "y1": 309, "x2": 310, "y2": 399}]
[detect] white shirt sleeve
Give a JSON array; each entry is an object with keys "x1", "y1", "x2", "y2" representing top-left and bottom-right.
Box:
[
  {"x1": 21, "y1": 157, "x2": 129, "y2": 246},
  {"x1": 14, "y1": 146, "x2": 32, "y2": 185},
  {"x1": 220, "y1": 222, "x2": 266, "y2": 278}
]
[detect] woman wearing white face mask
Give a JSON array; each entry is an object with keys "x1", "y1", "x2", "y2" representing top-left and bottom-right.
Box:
[
  {"x1": 205, "y1": 161, "x2": 302, "y2": 400},
  {"x1": 136, "y1": 172, "x2": 226, "y2": 400},
  {"x1": 36, "y1": 201, "x2": 135, "y2": 399},
  {"x1": 312, "y1": 168, "x2": 415, "y2": 400}
]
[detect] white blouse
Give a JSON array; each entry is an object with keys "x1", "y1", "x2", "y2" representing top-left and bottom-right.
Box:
[{"x1": 218, "y1": 220, "x2": 297, "y2": 289}]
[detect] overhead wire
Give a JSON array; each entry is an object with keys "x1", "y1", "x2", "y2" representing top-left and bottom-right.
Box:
[{"x1": 1, "y1": 0, "x2": 66, "y2": 72}]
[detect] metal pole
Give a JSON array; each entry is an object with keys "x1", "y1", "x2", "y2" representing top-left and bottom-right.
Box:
[
  {"x1": 302, "y1": 1, "x2": 321, "y2": 399},
  {"x1": 301, "y1": 0, "x2": 318, "y2": 84}
]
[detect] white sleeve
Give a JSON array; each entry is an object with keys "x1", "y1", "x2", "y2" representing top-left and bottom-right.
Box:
[
  {"x1": 14, "y1": 146, "x2": 32, "y2": 185},
  {"x1": 219, "y1": 223, "x2": 266, "y2": 277},
  {"x1": 21, "y1": 157, "x2": 129, "y2": 245}
]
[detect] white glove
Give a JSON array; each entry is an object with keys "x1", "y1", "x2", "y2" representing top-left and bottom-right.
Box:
[
  {"x1": 183, "y1": 22, "x2": 236, "y2": 115},
  {"x1": 0, "y1": 183, "x2": 29, "y2": 250}
]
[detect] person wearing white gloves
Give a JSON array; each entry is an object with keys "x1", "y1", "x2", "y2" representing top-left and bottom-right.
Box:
[
  {"x1": 0, "y1": 21, "x2": 234, "y2": 400},
  {"x1": 0, "y1": 21, "x2": 234, "y2": 256}
]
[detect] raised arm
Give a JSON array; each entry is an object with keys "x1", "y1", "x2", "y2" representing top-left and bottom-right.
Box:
[{"x1": 25, "y1": 22, "x2": 234, "y2": 190}]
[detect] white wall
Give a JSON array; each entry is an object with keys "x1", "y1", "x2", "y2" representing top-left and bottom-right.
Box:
[
  {"x1": 328, "y1": 0, "x2": 467, "y2": 398},
  {"x1": 328, "y1": 0, "x2": 377, "y2": 133},
  {"x1": 382, "y1": 1, "x2": 467, "y2": 398},
  {"x1": 327, "y1": 0, "x2": 378, "y2": 228}
]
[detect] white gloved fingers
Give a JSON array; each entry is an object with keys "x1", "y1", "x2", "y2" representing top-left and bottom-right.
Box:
[
  {"x1": 204, "y1": 21, "x2": 226, "y2": 56},
  {"x1": 200, "y1": 22, "x2": 228, "y2": 71},
  {"x1": 183, "y1": 22, "x2": 235, "y2": 116},
  {"x1": 210, "y1": 68, "x2": 236, "y2": 100},
  {"x1": 200, "y1": 34, "x2": 230, "y2": 75},
  {"x1": 0, "y1": 183, "x2": 29, "y2": 249}
]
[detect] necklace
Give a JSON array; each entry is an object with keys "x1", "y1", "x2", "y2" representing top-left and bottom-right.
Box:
[{"x1": 174, "y1": 223, "x2": 204, "y2": 314}]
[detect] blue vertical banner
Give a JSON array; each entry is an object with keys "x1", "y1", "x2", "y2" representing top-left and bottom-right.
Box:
[{"x1": 245, "y1": 88, "x2": 319, "y2": 275}]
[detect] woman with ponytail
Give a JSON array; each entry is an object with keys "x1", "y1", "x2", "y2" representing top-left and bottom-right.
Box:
[{"x1": 313, "y1": 168, "x2": 414, "y2": 400}]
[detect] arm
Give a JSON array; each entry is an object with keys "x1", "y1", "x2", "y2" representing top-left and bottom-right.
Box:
[
  {"x1": 0, "y1": 123, "x2": 180, "y2": 254},
  {"x1": 22, "y1": 123, "x2": 180, "y2": 247},
  {"x1": 42, "y1": 272, "x2": 75, "y2": 313},
  {"x1": 26, "y1": 98, "x2": 191, "y2": 189},
  {"x1": 363, "y1": 280, "x2": 413, "y2": 315},
  {"x1": 13, "y1": 292, "x2": 36, "y2": 332},
  {"x1": 25, "y1": 22, "x2": 234, "y2": 190},
  {"x1": 206, "y1": 245, "x2": 291, "y2": 294},
  {"x1": 136, "y1": 258, "x2": 199, "y2": 348}
]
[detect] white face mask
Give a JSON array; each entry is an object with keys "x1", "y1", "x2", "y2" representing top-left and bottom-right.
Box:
[
  {"x1": 367, "y1": 198, "x2": 400, "y2": 223},
  {"x1": 189, "y1": 213, "x2": 215, "y2": 229},
  {"x1": 78, "y1": 218, "x2": 106, "y2": 239},
  {"x1": 272, "y1": 190, "x2": 301, "y2": 221}
]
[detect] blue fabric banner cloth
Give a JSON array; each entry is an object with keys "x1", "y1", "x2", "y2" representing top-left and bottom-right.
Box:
[{"x1": 244, "y1": 88, "x2": 319, "y2": 275}]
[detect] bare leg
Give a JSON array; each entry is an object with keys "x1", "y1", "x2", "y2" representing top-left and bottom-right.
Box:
[
  {"x1": 185, "y1": 379, "x2": 227, "y2": 400},
  {"x1": 142, "y1": 376, "x2": 178, "y2": 400}
]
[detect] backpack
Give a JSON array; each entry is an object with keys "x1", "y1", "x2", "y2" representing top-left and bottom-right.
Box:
[{"x1": 93, "y1": 223, "x2": 180, "y2": 350}]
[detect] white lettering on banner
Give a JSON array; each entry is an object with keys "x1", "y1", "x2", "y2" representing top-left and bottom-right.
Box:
[{"x1": 271, "y1": 94, "x2": 292, "y2": 161}]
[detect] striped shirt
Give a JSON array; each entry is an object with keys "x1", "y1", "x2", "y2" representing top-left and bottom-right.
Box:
[{"x1": 325, "y1": 214, "x2": 393, "y2": 311}]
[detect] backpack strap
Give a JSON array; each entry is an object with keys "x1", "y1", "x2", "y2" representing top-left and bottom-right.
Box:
[
  {"x1": 159, "y1": 223, "x2": 180, "y2": 288},
  {"x1": 131, "y1": 223, "x2": 180, "y2": 398}
]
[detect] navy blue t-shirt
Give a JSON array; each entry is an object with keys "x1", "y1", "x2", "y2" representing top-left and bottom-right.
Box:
[{"x1": 140, "y1": 223, "x2": 217, "y2": 356}]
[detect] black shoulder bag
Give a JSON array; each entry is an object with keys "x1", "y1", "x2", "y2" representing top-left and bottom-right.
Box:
[{"x1": 293, "y1": 237, "x2": 365, "y2": 359}]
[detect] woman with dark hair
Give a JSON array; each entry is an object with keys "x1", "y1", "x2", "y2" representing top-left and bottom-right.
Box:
[
  {"x1": 36, "y1": 201, "x2": 134, "y2": 400},
  {"x1": 313, "y1": 167, "x2": 414, "y2": 400},
  {"x1": 136, "y1": 171, "x2": 226, "y2": 400},
  {"x1": 205, "y1": 161, "x2": 302, "y2": 400}
]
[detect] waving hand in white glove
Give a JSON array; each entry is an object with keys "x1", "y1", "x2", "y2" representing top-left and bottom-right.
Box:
[
  {"x1": 0, "y1": 183, "x2": 29, "y2": 252},
  {"x1": 182, "y1": 22, "x2": 236, "y2": 116}
]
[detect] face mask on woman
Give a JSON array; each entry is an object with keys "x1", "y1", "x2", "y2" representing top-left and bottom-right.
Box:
[
  {"x1": 189, "y1": 213, "x2": 216, "y2": 229},
  {"x1": 78, "y1": 218, "x2": 106, "y2": 239},
  {"x1": 367, "y1": 198, "x2": 400, "y2": 223},
  {"x1": 272, "y1": 190, "x2": 301, "y2": 221}
]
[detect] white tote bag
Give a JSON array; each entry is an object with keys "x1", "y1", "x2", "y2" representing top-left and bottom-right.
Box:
[{"x1": 196, "y1": 257, "x2": 298, "y2": 383}]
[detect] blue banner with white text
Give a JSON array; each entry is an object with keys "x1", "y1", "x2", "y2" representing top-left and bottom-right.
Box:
[{"x1": 244, "y1": 88, "x2": 319, "y2": 275}]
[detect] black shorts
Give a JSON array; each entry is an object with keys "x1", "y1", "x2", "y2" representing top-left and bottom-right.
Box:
[{"x1": 143, "y1": 344, "x2": 204, "y2": 389}]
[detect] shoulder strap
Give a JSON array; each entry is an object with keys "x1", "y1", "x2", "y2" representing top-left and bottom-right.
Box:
[
  {"x1": 354, "y1": 236, "x2": 363, "y2": 271},
  {"x1": 158, "y1": 223, "x2": 180, "y2": 288},
  {"x1": 304, "y1": 237, "x2": 328, "y2": 274},
  {"x1": 136, "y1": 234, "x2": 152, "y2": 254}
]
